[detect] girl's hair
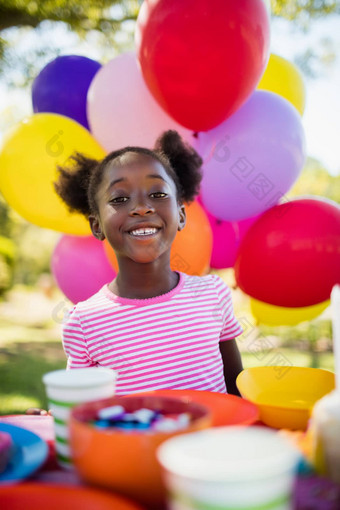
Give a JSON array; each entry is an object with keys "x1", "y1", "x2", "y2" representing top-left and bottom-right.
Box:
[{"x1": 54, "y1": 130, "x2": 202, "y2": 217}]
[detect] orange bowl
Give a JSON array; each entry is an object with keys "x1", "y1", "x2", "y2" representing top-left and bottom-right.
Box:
[
  {"x1": 69, "y1": 395, "x2": 211, "y2": 509},
  {"x1": 126, "y1": 389, "x2": 259, "y2": 426},
  {"x1": 0, "y1": 483, "x2": 145, "y2": 510}
]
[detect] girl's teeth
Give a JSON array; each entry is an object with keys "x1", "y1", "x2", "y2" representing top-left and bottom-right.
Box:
[{"x1": 130, "y1": 228, "x2": 158, "y2": 236}]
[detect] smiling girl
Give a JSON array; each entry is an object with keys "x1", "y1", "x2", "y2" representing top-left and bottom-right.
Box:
[{"x1": 54, "y1": 130, "x2": 243, "y2": 396}]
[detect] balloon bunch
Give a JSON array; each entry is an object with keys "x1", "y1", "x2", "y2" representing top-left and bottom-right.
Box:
[{"x1": 0, "y1": 0, "x2": 339, "y2": 325}]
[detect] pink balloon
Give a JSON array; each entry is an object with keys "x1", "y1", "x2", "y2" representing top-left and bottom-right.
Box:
[
  {"x1": 87, "y1": 52, "x2": 193, "y2": 152},
  {"x1": 51, "y1": 235, "x2": 116, "y2": 304},
  {"x1": 210, "y1": 218, "x2": 239, "y2": 269},
  {"x1": 197, "y1": 196, "x2": 238, "y2": 269},
  {"x1": 208, "y1": 214, "x2": 261, "y2": 269},
  {"x1": 234, "y1": 215, "x2": 262, "y2": 244}
]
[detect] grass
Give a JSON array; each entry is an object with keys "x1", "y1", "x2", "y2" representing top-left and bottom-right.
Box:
[
  {"x1": 0, "y1": 284, "x2": 335, "y2": 414},
  {"x1": 242, "y1": 349, "x2": 334, "y2": 371},
  {"x1": 0, "y1": 338, "x2": 66, "y2": 415},
  {"x1": 0, "y1": 280, "x2": 336, "y2": 418},
  {"x1": 0, "y1": 334, "x2": 335, "y2": 416}
]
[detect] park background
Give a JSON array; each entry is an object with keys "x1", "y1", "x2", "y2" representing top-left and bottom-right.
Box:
[{"x1": 0, "y1": 0, "x2": 339, "y2": 415}]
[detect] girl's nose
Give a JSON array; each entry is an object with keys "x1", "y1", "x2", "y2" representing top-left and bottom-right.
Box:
[{"x1": 129, "y1": 199, "x2": 155, "y2": 216}]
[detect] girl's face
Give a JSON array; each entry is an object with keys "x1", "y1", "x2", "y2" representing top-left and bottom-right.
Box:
[{"x1": 89, "y1": 153, "x2": 186, "y2": 265}]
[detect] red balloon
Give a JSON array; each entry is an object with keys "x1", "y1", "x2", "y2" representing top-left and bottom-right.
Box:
[
  {"x1": 235, "y1": 198, "x2": 340, "y2": 307},
  {"x1": 135, "y1": 0, "x2": 270, "y2": 131}
]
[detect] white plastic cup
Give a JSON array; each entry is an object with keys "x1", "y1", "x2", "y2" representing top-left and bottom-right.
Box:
[
  {"x1": 42, "y1": 367, "x2": 117, "y2": 469},
  {"x1": 157, "y1": 426, "x2": 300, "y2": 510}
]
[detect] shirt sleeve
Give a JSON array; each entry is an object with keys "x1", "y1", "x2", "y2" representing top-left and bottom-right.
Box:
[
  {"x1": 62, "y1": 306, "x2": 96, "y2": 369},
  {"x1": 212, "y1": 275, "x2": 244, "y2": 342}
]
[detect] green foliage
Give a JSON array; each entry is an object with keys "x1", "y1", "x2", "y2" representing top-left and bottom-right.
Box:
[
  {"x1": 0, "y1": 195, "x2": 12, "y2": 237},
  {"x1": 0, "y1": 193, "x2": 59, "y2": 289},
  {"x1": 0, "y1": 234, "x2": 16, "y2": 294},
  {"x1": 12, "y1": 225, "x2": 59, "y2": 286},
  {"x1": 289, "y1": 157, "x2": 340, "y2": 204},
  {"x1": 0, "y1": 0, "x2": 140, "y2": 84},
  {"x1": 0, "y1": 234, "x2": 15, "y2": 261},
  {"x1": 258, "y1": 318, "x2": 334, "y2": 369},
  {"x1": 0, "y1": 0, "x2": 140, "y2": 32},
  {"x1": 272, "y1": 0, "x2": 339, "y2": 20},
  {"x1": 0, "y1": 0, "x2": 337, "y2": 34}
]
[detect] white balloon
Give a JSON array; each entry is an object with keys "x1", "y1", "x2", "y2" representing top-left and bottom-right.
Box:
[{"x1": 87, "y1": 52, "x2": 193, "y2": 152}]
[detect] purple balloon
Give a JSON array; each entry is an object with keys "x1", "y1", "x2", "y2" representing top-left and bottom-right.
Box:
[
  {"x1": 51, "y1": 235, "x2": 116, "y2": 304},
  {"x1": 32, "y1": 55, "x2": 101, "y2": 129},
  {"x1": 195, "y1": 91, "x2": 306, "y2": 222}
]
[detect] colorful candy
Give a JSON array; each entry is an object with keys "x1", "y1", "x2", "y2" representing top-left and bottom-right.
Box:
[
  {"x1": 92, "y1": 406, "x2": 191, "y2": 433},
  {"x1": 98, "y1": 405, "x2": 125, "y2": 420}
]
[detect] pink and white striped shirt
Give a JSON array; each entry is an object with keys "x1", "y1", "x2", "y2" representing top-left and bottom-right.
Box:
[{"x1": 62, "y1": 272, "x2": 243, "y2": 395}]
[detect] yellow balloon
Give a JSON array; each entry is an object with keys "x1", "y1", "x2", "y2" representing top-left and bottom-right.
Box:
[
  {"x1": 0, "y1": 114, "x2": 106, "y2": 234},
  {"x1": 250, "y1": 298, "x2": 330, "y2": 327},
  {"x1": 257, "y1": 54, "x2": 306, "y2": 115}
]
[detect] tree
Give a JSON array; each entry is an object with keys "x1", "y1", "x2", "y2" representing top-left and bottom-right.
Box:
[
  {"x1": 0, "y1": 0, "x2": 140, "y2": 33},
  {"x1": 0, "y1": 0, "x2": 140, "y2": 84},
  {"x1": 289, "y1": 157, "x2": 340, "y2": 204},
  {"x1": 0, "y1": 196, "x2": 16, "y2": 294},
  {"x1": 0, "y1": 0, "x2": 337, "y2": 34},
  {"x1": 272, "y1": 0, "x2": 339, "y2": 20}
]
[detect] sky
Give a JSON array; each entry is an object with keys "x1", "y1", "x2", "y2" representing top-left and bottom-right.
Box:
[
  {"x1": 0, "y1": 10, "x2": 339, "y2": 176},
  {"x1": 269, "y1": 14, "x2": 340, "y2": 176}
]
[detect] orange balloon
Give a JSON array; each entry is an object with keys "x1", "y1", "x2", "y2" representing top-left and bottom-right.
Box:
[{"x1": 104, "y1": 200, "x2": 212, "y2": 276}]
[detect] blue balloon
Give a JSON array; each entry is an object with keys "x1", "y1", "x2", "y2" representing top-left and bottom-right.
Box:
[{"x1": 32, "y1": 55, "x2": 101, "y2": 129}]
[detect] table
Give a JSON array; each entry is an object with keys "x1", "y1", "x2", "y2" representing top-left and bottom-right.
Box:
[{"x1": 1, "y1": 414, "x2": 340, "y2": 509}]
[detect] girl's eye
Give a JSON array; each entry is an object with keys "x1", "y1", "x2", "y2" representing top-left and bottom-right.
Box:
[
  {"x1": 110, "y1": 196, "x2": 129, "y2": 204},
  {"x1": 151, "y1": 192, "x2": 167, "y2": 198}
]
